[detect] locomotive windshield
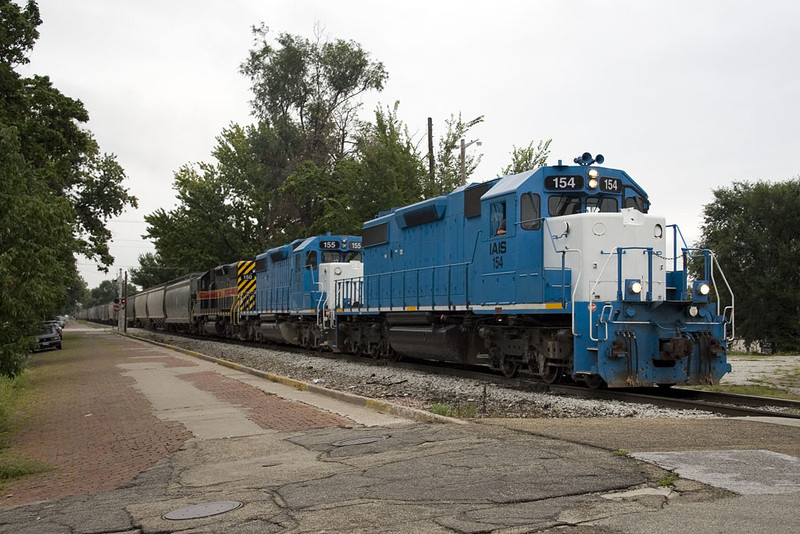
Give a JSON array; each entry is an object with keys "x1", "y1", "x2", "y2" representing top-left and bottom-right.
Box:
[
  {"x1": 624, "y1": 195, "x2": 648, "y2": 213},
  {"x1": 321, "y1": 251, "x2": 339, "y2": 264},
  {"x1": 343, "y1": 251, "x2": 362, "y2": 262},
  {"x1": 585, "y1": 196, "x2": 618, "y2": 213},
  {"x1": 548, "y1": 195, "x2": 582, "y2": 216},
  {"x1": 548, "y1": 195, "x2": 621, "y2": 216}
]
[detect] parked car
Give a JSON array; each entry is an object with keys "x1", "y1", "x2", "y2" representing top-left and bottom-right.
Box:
[
  {"x1": 45, "y1": 320, "x2": 63, "y2": 336},
  {"x1": 34, "y1": 323, "x2": 62, "y2": 351}
]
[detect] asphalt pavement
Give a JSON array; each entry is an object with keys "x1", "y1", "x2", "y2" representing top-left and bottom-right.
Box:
[{"x1": 0, "y1": 323, "x2": 797, "y2": 533}]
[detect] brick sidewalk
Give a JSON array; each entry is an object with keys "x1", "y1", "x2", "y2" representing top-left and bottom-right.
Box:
[{"x1": 1, "y1": 327, "x2": 349, "y2": 507}]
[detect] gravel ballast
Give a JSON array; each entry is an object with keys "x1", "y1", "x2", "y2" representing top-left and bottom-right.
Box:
[{"x1": 129, "y1": 329, "x2": 719, "y2": 420}]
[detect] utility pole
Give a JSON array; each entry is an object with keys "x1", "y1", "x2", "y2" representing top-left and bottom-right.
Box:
[
  {"x1": 427, "y1": 117, "x2": 435, "y2": 189},
  {"x1": 460, "y1": 138, "x2": 482, "y2": 186},
  {"x1": 117, "y1": 268, "x2": 124, "y2": 332},
  {"x1": 122, "y1": 271, "x2": 128, "y2": 333}
]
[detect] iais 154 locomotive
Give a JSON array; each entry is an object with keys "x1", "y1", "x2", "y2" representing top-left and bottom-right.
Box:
[{"x1": 83, "y1": 153, "x2": 734, "y2": 388}]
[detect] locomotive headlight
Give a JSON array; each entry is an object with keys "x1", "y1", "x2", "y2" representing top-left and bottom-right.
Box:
[
  {"x1": 698, "y1": 283, "x2": 710, "y2": 296},
  {"x1": 630, "y1": 281, "x2": 643, "y2": 294},
  {"x1": 588, "y1": 169, "x2": 599, "y2": 189}
]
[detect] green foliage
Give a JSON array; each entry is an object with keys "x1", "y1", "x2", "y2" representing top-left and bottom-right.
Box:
[
  {"x1": 687, "y1": 383, "x2": 800, "y2": 401},
  {"x1": 0, "y1": 0, "x2": 137, "y2": 376},
  {"x1": 0, "y1": 372, "x2": 52, "y2": 483},
  {"x1": 658, "y1": 472, "x2": 679, "y2": 487},
  {"x1": 241, "y1": 24, "x2": 388, "y2": 165},
  {"x1": 129, "y1": 252, "x2": 184, "y2": 289},
  {"x1": 279, "y1": 102, "x2": 427, "y2": 239},
  {"x1": 0, "y1": 126, "x2": 73, "y2": 375},
  {"x1": 499, "y1": 139, "x2": 552, "y2": 176},
  {"x1": 430, "y1": 402, "x2": 478, "y2": 419},
  {"x1": 83, "y1": 280, "x2": 137, "y2": 309},
  {"x1": 429, "y1": 114, "x2": 484, "y2": 197},
  {"x1": 0, "y1": 370, "x2": 29, "y2": 438},
  {"x1": 696, "y1": 179, "x2": 800, "y2": 351},
  {"x1": 140, "y1": 160, "x2": 262, "y2": 276}
]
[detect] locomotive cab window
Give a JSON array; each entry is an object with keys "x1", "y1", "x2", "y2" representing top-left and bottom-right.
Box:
[
  {"x1": 491, "y1": 201, "x2": 507, "y2": 236},
  {"x1": 305, "y1": 251, "x2": 317, "y2": 269},
  {"x1": 321, "y1": 251, "x2": 338, "y2": 264},
  {"x1": 586, "y1": 196, "x2": 618, "y2": 213},
  {"x1": 520, "y1": 193, "x2": 541, "y2": 230},
  {"x1": 624, "y1": 194, "x2": 648, "y2": 213},
  {"x1": 548, "y1": 195, "x2": 582, "y2": 216},
  {"x1": 343, "y1": 251, "x2": 362, "y2": 263}
]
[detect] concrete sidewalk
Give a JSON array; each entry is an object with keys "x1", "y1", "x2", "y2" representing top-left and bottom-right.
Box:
[{"x1": 0, "y1": 323, "x2": 798, "y2": 533}]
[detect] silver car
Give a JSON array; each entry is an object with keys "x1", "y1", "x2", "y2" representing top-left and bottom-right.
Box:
[{"x1": 34, "y1": 323, "x2": 62, "y2": 351}]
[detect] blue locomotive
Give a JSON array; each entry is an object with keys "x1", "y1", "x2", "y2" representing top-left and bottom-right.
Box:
[
  {"x1": 83, "y1": 153, "x2": 734, "y2": 388},
  {"x1": 332, "y1": 153, "x2": 734, "y2": 387}
]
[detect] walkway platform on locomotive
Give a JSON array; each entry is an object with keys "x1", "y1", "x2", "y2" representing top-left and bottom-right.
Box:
[{"x1": 1, "y1": 322, "x2": 797, "y2": 533}]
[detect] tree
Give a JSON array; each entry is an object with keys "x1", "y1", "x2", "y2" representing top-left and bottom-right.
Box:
[
  {"x1": 241, "y1": 24, "x2": 388, "y2": 166},
  {"x1": 696, "y1": 179, "x2": 800, "y2": 351},
  {"x1": 0, "y1": 125, "x2": 74, "y2": 376},
  {"x1": 499, "y1": 139, "x2": 552, "y2": 176},
  {"x1": 428, "y1": 114, "x2": 483, "y2": 197},
  {"x1": 139, "y1": 25, "x2": 490, "y2": 282},
  {"x1": 141, "y1": 160, "x2": 261, "y2": 274},
  {"x1": 0, "y1": 0, "x2": 137, "y2": 375},
  {"x1": 279, "y1": 102, "x2": 427, "y2": 237},
  {"x1": 129, "y1": 252, "x2": 184, "y2": 288},
  {"x1": 83, "y1": 280, "x2": 137, "y2": 309}
]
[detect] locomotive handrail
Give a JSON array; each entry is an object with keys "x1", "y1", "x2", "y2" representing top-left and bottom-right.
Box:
[
  {"x1": 588, "y1": 249, "x2": 618, "y2": 341},
  {"x1": 344, "y1": 261, "x2": 472, "y2": 312},
  {"x1": 667, "y1": 224, "x2": 689, "y2": 273},
  {"x1": 543, "y1": 218, "x2": 575, "y2": 307},
  {"x1": 681, "y1": 247, "x2": 735, "y2": 340},
  {"x1": 709, "y1": 250, "x2": 735, "y2": 341}
]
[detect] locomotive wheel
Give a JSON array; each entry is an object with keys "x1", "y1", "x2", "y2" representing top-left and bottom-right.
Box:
[
  {"x1": 541, "y1": 363, "x2": 563, "y2": 384},
  {"x1": 354, "y1": 337, "x2": 366, "y2": 358},
  {"x1": 500, "y1": 357, "x2": 519, "y2": 378},
  {"x1": 585, "y1": 374, "x2": 606, "y2": 389},
  {"x1": 377, "y1": 338, "x2": 390, "y2": 360}
]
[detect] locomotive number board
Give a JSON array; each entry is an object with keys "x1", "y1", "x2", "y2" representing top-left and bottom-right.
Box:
[
  {"x1": 319, "y1": 240, "x2": 340, "y2": 250},
  {"x1": 545, "y1": 175, "x2": 584, "y2": 191},
  {"x1": 599, "y1": 177, "x2": 622, "y2": 192}
]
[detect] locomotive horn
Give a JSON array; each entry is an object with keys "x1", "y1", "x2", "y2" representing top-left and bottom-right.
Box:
[
  {"x1": 595, "y1": 154, "x2": 604, "y2": 165},
  {"x1": 574, "y1": 152, "x2": 595, "y2": 166}
]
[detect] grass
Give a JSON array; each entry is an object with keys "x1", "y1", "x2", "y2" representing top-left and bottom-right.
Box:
[
  {"x1": 430, "y1": 402, "x2": 479, "y2": 419},
  {"x1": 613, "y1": 449, "x2": 630, "y2": 457},
  {"x1": 0, "y1": 372, "x2": 53, "y2": 484},
  {"x1": 658, "y1": 472, "x2": 679, "y2": 487},
  {"x1": 687, "y1": 383, "x2": 800, "y2": 401}
]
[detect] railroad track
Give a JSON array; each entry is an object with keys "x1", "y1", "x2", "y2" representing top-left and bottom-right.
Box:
[{"x1": 125, "y1": 327, "x2": 800, "y2": 420}]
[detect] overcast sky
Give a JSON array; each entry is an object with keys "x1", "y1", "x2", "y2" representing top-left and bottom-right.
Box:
[{"x1": 20, "y1": 0, "x2": 800, "y2": 289}]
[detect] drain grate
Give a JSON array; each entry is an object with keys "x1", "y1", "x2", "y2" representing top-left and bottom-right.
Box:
[
  {"x1": 163, "y1": 501, "x2": 243, "y2": 520},
  {"x1": 332, "y1": 435, "x2": 390, "y2": 447}
]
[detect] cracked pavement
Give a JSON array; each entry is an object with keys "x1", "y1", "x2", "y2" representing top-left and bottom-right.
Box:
[{"x1": 1, "y1": 326, "x2": 798, "y2": 533}]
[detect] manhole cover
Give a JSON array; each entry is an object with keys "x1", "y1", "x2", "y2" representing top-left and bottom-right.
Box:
[
  {"x1": 163, "y1": 501, "x2": 243, "y2": 520},
  {"x1": 332, "y1": 435, "x2": 390, "y2": 447}
]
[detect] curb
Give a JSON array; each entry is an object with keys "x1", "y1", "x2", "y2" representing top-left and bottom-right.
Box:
[{"x1": 121, "y1": 332, "x2": 467, "y2": 425}]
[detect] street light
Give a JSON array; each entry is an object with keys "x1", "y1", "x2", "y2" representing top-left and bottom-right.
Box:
[{"x1": 460, "y1": 138, "x2": 482, "y2": 186}]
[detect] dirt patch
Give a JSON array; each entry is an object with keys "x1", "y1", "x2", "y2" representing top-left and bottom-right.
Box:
[{"x1": 723, "y1": 354, "x2": 800, "y2": 395}]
